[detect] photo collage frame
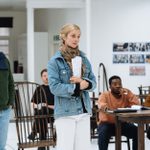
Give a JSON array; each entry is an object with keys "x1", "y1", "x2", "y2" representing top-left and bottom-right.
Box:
[{"x1": 113, "y1": 42, "x2": 150, "y2": 76}]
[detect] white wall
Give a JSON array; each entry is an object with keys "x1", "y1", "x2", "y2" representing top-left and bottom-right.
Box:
[
  {"x1": 35, "y1": 1, "x2": 150, "y2": 95},
  {"x1": 3, "y1": 0, "x2": 150, "y2": 95},
  {"x1": 0, "y1": 11, "x2": 26, "y2": 70},
  {"x1": 17, "y1": 32, "x2": 49, "y2": 83},
  {"x1": 34, "y1": 32, "x2": 49, "y2": 84},
  {"x1": 91, "y1": 0, "x2": 150, "y2": 95},
  {"x1": 34, "y1": 8, "x2": 86, "y2": 57}
]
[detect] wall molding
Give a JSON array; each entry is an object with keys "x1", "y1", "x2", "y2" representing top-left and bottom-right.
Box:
[{"x1": 27, "y1": 0, "x2": 85, "y2": 9}]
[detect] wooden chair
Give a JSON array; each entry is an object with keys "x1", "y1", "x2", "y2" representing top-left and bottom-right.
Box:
[
  {"x1": 138, "y1": 85, "x2": 150, "y2": 105},
  {"x1": 90, "y1": 92, "x2": 99, "y2": 139},
  {"x1": 138, "y1": 85, "x2": 150, "y2": 132},
  {"x1": 14, "y1": 81, "x2": 56, "y2": 150},
  {"x1": 109, "y1": 136, "x2": 130, "y2": 150}
]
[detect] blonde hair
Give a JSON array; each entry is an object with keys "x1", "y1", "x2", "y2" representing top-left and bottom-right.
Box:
[{"x1": 59, "y1": 24, "x2": 81, "y2": 42}]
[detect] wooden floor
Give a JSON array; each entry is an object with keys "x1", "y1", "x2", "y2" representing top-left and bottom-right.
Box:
[{"x1": 7, "y1": 122, "x2": 150, "y2": 150}]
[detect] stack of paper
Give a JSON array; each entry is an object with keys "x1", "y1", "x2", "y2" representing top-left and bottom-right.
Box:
[{"x1": 72, "y1": 56, "x2": 82, "y2": 77}]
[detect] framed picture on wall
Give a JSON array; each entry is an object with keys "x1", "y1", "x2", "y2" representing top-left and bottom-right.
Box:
[
  {"x1": 113, "y1": 43, "x2": 128, "y2": 52},
  {"x1": 113, "y1": 54, "x2": 128, "y2": 64},
  {"x1": 113, "y1": 42, "x2": 150, "y2": 52},
  {"x1": 129, "y1": 66, "x2": 145, "y2": 76},
  {"x1": 129, "y1": 54, "x2": 145, "y2": 64},
  {"x1": 145, "y1": 55, "x2": 150, "y2": 63},
  {"x1": 128, "y1": 42, "x2": 150, "y2": 52}
]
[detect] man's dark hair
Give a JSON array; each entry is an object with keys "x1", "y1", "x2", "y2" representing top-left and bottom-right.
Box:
[
  {"x1": 109, "y1": 75, "x2": 121, "y2": 86},
  {"x1": 40, "y1": 68, "x2": 47, "y2": 77}
]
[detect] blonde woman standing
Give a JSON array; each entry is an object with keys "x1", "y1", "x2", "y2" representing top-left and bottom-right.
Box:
[{"x1": 47, "y1": 24, "x2": 96, "y2": 150}]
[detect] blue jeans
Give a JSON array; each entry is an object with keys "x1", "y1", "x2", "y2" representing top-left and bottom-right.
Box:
[
  {"x1": 98, "y1": 122, "x2": 138, "y2": 150},
  {"x1": 0, "y1": 108, "x2": 11, "y2": 150}
]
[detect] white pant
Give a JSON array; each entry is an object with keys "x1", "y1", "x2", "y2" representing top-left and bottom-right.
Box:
[{"x1": 55, "y1": 114, "x2": 92, "y2": 150}]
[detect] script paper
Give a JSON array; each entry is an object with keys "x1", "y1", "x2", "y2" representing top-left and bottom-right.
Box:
[{"x1": 72, "y1": 56, "x2": 82, "y2": 77}]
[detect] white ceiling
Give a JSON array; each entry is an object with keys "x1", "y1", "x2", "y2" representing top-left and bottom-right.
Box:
[{"x1": 0, "y1": 0, "x2": 26, "y2": 11}]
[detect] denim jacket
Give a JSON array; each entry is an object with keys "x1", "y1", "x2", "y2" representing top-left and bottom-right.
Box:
[{"x1": 48, "y1": 50, "x2": 96, "y2": 119}]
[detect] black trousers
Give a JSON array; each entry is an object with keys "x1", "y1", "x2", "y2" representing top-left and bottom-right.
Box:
[
  {"x1": 32, "y1": 107, "x2": 54, "y2": 140},
  {"x1": 98, "y1": 122, "x2": 138, "y2": 150}
]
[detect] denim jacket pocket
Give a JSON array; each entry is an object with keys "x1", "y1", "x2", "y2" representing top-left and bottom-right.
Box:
[{"x1": 59, "y1": 69, "x2": 69, "y2": 83}]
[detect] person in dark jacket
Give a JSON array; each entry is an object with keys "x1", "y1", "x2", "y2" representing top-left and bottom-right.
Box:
[{"x1": 0, "y1": 52, "x2": 15, "y2": 150}]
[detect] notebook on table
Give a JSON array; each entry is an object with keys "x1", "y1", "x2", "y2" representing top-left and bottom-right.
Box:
[{"x1": 113, "y1": 108, "x2": 137, "y2": 113}]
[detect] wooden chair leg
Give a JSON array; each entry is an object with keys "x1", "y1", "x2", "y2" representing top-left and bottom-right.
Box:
[{"x1": 47, "y1": 146, "x2": 50, "y2": 150}]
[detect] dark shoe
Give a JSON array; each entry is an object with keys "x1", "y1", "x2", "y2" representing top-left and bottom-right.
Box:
[
  {"x1": 147, "y1": 127, "x2": 150, "y2": 139},
  {"x1": 28, "y1": 132, "x2": 35, "y2": 141},
  {"x1": 38, "y1": 147, "x2": 46, "y2": 150}
]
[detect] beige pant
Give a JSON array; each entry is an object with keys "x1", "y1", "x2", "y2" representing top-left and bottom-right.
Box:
[{"x1": 55, "y1": 113, "x2": 92, "y2": 150}]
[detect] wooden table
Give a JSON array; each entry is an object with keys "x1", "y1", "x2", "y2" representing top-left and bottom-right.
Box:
[{"x1": 115, "y1": 110, "x2": 150, "y2": 150}]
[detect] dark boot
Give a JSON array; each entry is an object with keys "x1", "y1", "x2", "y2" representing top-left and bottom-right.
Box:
[
  {"x1": 28, "y1": 132, "x2": 36, "y2": 141},
  {"x1": 147, "y1": 127, "x2": 150, "y2": 139},
  {"x1": 37, "y1": 147, "x2": 46, "y2": 150}
]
